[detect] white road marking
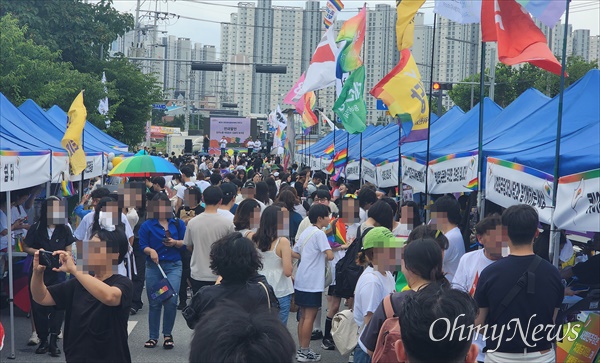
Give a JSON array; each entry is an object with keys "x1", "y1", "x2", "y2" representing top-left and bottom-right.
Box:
[{"x1": 128, "y1": 321, "x2": 138, "y2": 336}]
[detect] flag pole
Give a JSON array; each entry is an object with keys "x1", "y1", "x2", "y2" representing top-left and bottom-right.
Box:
[
  {"x1": 398, "y1": 119, "x2": 403, "y2": 204},
  {"x1": 476, "y1": 41, "x2": 487, "y2": 220},
  {"x1": 424, "y1": 13, "x2": 437, "y2": 221},
  {"x1": 359, "y1": 133, "x2": 363, "y2": 187},
  {"x1": 346, "y1": 131, "x2": 350, "y2": 181},
  {"x1": 549, "y1": 0, "x2": 571, "y2": 267}
]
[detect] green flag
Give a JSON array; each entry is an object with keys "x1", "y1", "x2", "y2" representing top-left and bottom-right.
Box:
[{"x1": 334, "y1": 66, "x2": 366, "y2": 134}]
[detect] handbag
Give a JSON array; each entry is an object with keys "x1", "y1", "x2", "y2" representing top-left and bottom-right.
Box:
[
  {"x1": 148, "y1": 263, "x2": 177, "y2": 303},
  {"x1": 331, "y1": 309, "x2": 359, "y2": 355}
]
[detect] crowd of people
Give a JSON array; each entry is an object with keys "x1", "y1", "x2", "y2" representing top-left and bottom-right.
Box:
[{"x1": 1, "y1": 149, "x2": 598, "y2": 363}]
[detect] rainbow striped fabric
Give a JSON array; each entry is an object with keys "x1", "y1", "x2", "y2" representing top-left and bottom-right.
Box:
[
  {"x1": 324, "y1": 144, "x2": 335, "y2": 156},
  {"x1": 327, "y1": 218, "x2": 347, "y2": 248},
  {"x1": 333, "y1": 149, "x2": 348, "y2": 168}
]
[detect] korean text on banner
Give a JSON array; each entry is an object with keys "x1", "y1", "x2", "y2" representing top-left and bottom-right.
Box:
[
  {"x1": 401, "y1": 156, "x2": 426, "y2": 193},
  {"x1": 209, "y1": 118, "x2": 251, "y2": 147},
  {"x1": 345, "y1": 160, "x2": 360, "y2": 181},
  {"x1": 554, "y1": 169, "x2": 600, "y2": 232},
  {"x1": 0, "y1": 151, "x2": 51, "y2": 192},
  {"x1": 428, "y1": 153, "x2": 479, "y2": 194},
  {"x1": 485, "y1": 157, "x2": 555, "y2": 224},
  {"x1": 324, "y1": 0, "x2": 344, "y2": 29},
  {"x1": 62, "y1": 91, "x2": 87, "y2": 176},
  {"x1": 362, "y1": 159, "x2": 377, "y2": 185},
  {"x1": 377, "y1": 161, "x2": 399, "y2": 188}
]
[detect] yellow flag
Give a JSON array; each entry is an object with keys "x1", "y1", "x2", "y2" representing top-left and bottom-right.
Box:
[
  {"x1": 396, "y1": 0, "x2": 425, "y2": 51},
  {"x1": 370, "y1": 49, "x2": 429, "y2": 142},
  {"x1": 62, "y1": 91, "x2": 87, "y2": 175}
]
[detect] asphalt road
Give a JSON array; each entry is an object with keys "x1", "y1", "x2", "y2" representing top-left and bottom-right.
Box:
[{"x1": 1, "y1": 292, "x2": 349, "y2": 363}]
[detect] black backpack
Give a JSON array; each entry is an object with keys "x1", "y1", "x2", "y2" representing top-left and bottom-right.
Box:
[{"x1": 334, "y1": 226, "x2": 373, "y2": 298}]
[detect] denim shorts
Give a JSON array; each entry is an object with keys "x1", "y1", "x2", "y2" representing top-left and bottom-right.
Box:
[{"x1": 294, "y1": 289, "x2": 322, "y2": 308}]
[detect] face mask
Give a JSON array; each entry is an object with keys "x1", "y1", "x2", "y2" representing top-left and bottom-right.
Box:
[{"x1": 98, "y1": 211, "x2": 116, "y2": 231}]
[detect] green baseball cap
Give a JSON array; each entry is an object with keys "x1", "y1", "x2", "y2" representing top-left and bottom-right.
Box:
[{"x1": 362, "y1": 226, "x2": 406, "y2": 250}]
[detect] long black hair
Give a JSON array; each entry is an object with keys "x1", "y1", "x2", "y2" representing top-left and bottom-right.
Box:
[
  {"x1": 91, "y1": 196, "x2": 123, "y2": 236},
  {"x1": 233, "y1": 199, "x2": 261, "y2": 231},
  {"x1": 210, "y1": 233, "x2": 263, "y2": 282},
  {"x1": 254, "y1": 182, "x2": 270, "y2": 205},
  {"x1": 403, "y1": 238, "x2": 449, "y2": 286},
  {"x1": 32, "y1": 196, "x2": 69, "y2": 237},
  {"x1": 253, "y1": 205, "x2": 282, "y2": 252}
]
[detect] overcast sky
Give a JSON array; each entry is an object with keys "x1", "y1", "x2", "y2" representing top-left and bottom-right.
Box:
[{"x1": 108, "y1": 0, "x2": 599, "y2": 51}]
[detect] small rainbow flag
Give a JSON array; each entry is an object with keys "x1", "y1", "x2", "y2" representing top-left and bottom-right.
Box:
[
  {"x1": 330, "y1": 0, "x2": 344, "y2": 11},
  {"x1": 151, "y1": 284, "x2": 170, "y2": 300},
  {"x1": 327, "y1": 218, "x2": 347, "y2": 248},
  {"x1": 326, "y1": 161, "x2": 335, "y2": 174},
  {"x1": 466, "y1": 178, "x2": 478, "y2": 191},
  {"x1": 333, "y1": 149, "x2": 348, "y2": 168},
  {"x1": 324, "y1": 144, "x2": 335, "y2": 156}
]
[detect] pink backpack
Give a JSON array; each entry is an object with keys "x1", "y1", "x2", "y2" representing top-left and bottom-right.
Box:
[{"x1": 372, "y1": 294, "x2": 401, "y2": 363}]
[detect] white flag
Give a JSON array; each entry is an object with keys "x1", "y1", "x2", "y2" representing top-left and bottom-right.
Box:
[
  {"x1": 434, "y1": 0, "x2": 481, "y2": 24},
  {"x1": 293, "y1": 27, "x2": 341, "y2": 102},
  {"x1": 319, "y1": 110, "x2": 338, "y2": 131},
  {"x1": 98, "y1": 72, "x2": 109, "y2": 116}
]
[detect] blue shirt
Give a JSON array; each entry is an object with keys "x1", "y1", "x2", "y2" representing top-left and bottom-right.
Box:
[
  {"x1": 138, "y1": 218, "x2": 186, "y2": 263},
  {"x1": 73, "y1": 205, "x2": 92, "y2": 219}
]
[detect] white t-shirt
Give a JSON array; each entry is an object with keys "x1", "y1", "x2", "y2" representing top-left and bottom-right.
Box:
[
  {"x1": 176, "y1": 181, "x2": 197, "y2": 201},
  {"x1": 247, "y1": 141, "x2": 255, "y2": 148},
  {"x1": 217, "y1": 208, "x2": 235, "y2": 222},
  {"x1": 293, "y1": 225, "x2": 331, "y2": 292},
  {"x1": 452, "y1": 249, "x2": 496, "y2": 362},
  {"x1": 359, "y1": 208, "x2": 368, "y2": 224},
  {"x1": 195, "y1": 180, "x2": 211, "y2": 192},
  {"x1": 355, "y1": 267, "x2": 396, "y2": 352},
  {"x1": 74, "y1": 212, "x2": 134, "y2": 242},
  {"x1": 220, "y1": 139, "x2": 227, "y2": 148},
  {"x1": 254, "y1": 140, "x2": 262, "y2": 149},
  {"x1": 443, "y1": 227, "x2": 466, "y2": 282}
]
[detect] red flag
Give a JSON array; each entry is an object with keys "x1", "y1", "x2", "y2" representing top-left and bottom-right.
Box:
[{"x1": 481, "y1": 0, "x2": 563, "y2": 76}]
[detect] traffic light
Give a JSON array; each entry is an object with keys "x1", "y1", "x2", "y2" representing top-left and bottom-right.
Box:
[{"x1": 433, "y1": 82, "x2": 453, "y2": 91}]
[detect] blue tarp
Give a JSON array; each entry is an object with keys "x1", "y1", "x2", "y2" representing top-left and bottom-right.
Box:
[
  {"x1": 19, "y1": 100, "x2": 130, "y2": 155},
  {"x1": 485, "y1": 69, "x2": 600, "y2": 176},
  {"x1": 45, "y1": 105, "x2": 129, "y2": 152}
]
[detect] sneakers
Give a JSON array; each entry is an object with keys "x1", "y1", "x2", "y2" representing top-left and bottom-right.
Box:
[
  {"x1": 27, "y1": 331, "x2": 40, "y2": 346},
  {"x1": 296, "y1": 348, "x2": 321, "y2": 362},
  {"x1": 310, "y1": 329, "x2": 323, "y2": 340},
  {"x1": 321, "y1": 338, "x2": 335, "y2": 350}
]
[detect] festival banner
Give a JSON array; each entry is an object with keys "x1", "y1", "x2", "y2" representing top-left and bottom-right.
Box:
[
  {"x1": 62, "y1": 91, "x2": 87, "y2": 176},
  {"x1": 209, "y1": 117, "x2": 252, "y2": 148},
  {"x1": 485, "y1": 157, "x2": 555, "y2": 224},
  {"x1": 324, "y1": 0, "x2": 344, "y2": 29},
  {"x1": 401, "y1": 156, "x2": 426, "y2": 192},
  {"x1": 554, "y1": 169, "x2": 600, "y2": 232},
  {"x1": 428, "y1": 152, "x2": 479, "y2": 194},
  {"x1": 52, "y1": 152, "x2": 105, "y2": 182},
  {"x1": 334, "y1": 66, "x2": 367, "y2": 134},
  {"x1": 362, "y1": 159, "x2": 378, "y2": 185},
  {"x1": 0, "y1": 151, "x2": 51, "y2": 192},
  {"x1": 345, "y1": 160, "x2": 360, "y2": 181},
  {"x1": 376, "y1": 161, "x2": 399, "y2": 188}
]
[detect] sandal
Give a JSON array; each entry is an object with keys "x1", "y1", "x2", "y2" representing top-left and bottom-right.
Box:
[
  {"x1": 144, "y1": 339, "x2": 158, "y2": 348},
  {"x1": 163, "y1": 335, "x2": 174, "y2": 350}
]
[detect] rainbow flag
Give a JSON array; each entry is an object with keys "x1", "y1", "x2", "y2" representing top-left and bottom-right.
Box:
[
  {"x1": 336, "y1": 7, "x2": 366, "y2": 73},
  {"x1": 332, "y1": 166, "x2": 344, "y2": 181},
  {"x1": 326, "y1": 161, "x2": 335, "y2": 174},
  {"x1": 297, "y1": 92, "x2": 318, "y2": 128},
  {"x1": 324, "y1": 0, "x2": 344, "y2": 29},
  {"x1": 327, "y1": 218, "x2": 347, "y2": 248},
  {"x1": 466, "y1": 177, "x2": 478, "y2": 191},
  {"x1": 324, "y1": 144, "x2": 335, "y2": 156},
  {"x1": 516, "y1": 0, "x2": 566, "y2": 28},
  {"x1": 333, "y1": 149, "x2": 347, "y2": 168}
]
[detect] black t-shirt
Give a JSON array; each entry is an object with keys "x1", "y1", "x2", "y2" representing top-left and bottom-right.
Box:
[
  {"x1": 474, "y1": 255, "x2": 564, "y2": 353},
  {"x1": 572, "y1": 254, "x2": 600, "y2": 285},
  {"x1": 48, "y1": 274, "x2": 132, "y2": 363},
  {"x1": 24, "y1": 223, "x2": 75, "y2": 285},
  {"x1": 360, "y1": 290, "x2": 415, "y2": 353}
]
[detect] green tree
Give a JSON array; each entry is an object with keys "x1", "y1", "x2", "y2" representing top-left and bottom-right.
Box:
[{"x1": 534, "y1": 56, "x2": 598, "y2": 97}]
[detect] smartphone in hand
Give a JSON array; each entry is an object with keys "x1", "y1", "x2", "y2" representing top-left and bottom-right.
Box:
[{"x1": 38, "y1": 250, "x2": 60, "y2": 269}]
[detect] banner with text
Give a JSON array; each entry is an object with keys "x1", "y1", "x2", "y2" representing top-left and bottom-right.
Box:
[
  {"x1": 0, "y1": 151, "x2": 51, "y2": 192},
  {"x1": 345, "y1": 160, "x2": 360, "y2": 180},
  {"x1": 486, "y1": 157, "x2": 554, "y2": 224},
  {"x1": 428, "y1": 153, "x2": 479, "y2": 194},
  {"x1": 362, "y1": 159, "x2": 378, "y2": 185},
  {"x1": 377, "y1": 161, "x2": 398, "y2": 188},
  {"x1": 52, "y1": 153, "x2": 105, "y2": 182},
  {"x1": 554, "y1": 169, "x2": 600, "y2": 232},
  {"x1": 209, "y1": 117, "x2": 251, "y2": 149},
  {"x1": 401, "y1": 156, "x2": 426, "y2": 192}
]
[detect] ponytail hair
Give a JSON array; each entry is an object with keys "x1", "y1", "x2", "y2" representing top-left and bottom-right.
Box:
[
  {"x1": 356, "y1": 249, "x2": 374, "y2": 267},
  {"x1": 403, "y1": 238, "x2": 449, "y2": 286}
]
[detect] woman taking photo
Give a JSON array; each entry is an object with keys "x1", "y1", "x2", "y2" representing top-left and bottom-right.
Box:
[
  {"x1": 30, "y1": 228, "x2": 132, "y2": 363},
  {"x1": 233, "y1": 199, "x2": 261, "y2": 239},
  {"x1": 138, "y1": 193, "x2": 186, "y2": 349},
  {"x1": 254, "y1": 205, "x2": 294, "y2": 324},
  {"x1": 23, "y1": 196, "x2": 75, "y2": 357}
]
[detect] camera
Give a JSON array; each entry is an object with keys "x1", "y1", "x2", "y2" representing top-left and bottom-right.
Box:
[{"x1": 38, "y1": 250, "x2": 60, "y2": 269}]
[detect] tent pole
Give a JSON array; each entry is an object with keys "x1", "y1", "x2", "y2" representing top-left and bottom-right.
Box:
[
  {"x1": 359, "y1": 133, "x2": 363, "y2": 187},
  {"x1": 346, "y1": 132, "x2": 350, "y2": 181},
  {"x1": 550, "y1": 0, "x2": 571, "y2": 267},
  {"x1": 6, "y1": 191, "x2": 16, "y2": 359},
  {"x1": 398, "y1": 120, "x2": 403, "y2": 204},
  {"x1": 424, "y1": 13, "x2": 438, "y2": 222},
  {"x1": 476, "y1": 41, "x2": 487, "y2": 221}
]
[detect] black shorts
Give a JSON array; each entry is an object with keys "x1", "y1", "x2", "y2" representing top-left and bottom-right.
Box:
[
  {"x1": 294, "y1": 290, "x2": 322, "y2": 308},
  {"x1": 327, "y1": 285, "x2": 336, "y2": 296}
]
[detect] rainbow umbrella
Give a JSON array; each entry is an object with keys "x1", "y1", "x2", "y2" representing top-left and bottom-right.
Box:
[{"x1": 108, "y1": 155, "x2": 180, "y2": 177}]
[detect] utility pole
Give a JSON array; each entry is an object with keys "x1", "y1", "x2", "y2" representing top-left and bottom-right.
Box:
[{"x1": 185, "y1": 70, "x2": 192, "y2": 133}]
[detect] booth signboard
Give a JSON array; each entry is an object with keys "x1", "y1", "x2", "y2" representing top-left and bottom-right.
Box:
[
  {"x1": 362, "y1": 159, "x2": 378, "y2": 185},
  {"x1": 0, "y1": 151, "x2": 51, "y2": 192},
  {"x1": 556, "y1": 313, "x2": 600, "y2": 362},
  {"x1": 345, "y1": 160, "x2": 360, "y2": 180},
  {"x1": 554, "y1": 169, "x2": 600, "y2": 232},
  {"x1": 377, "y1": 161, "x2": 398, "y2": 188},
  {"x1": 485, "y1": 157, "x2": 554, "y2": 224},
  {"x1": 209, "y1": 117, "x2": 251, "y2": 149},
  {"x1": 428, "y1": 152, "x2": 479, "y2": 194},
  {"x1": 401, "y1": 156, "x2": 426, "y2": 193},
  {"x1": 52, "y1": 153, "x2": 105, "y2": 182}
]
